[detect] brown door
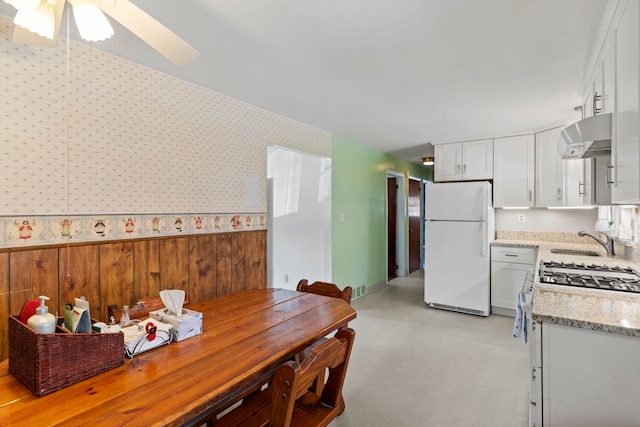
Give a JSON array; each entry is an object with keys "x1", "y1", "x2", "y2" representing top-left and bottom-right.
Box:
[
  {"x1": 408, "y1": 179, "x2": 421, "y2": 273},
  {"x1": 387, "y1": 177, "x2": 397, "y2": 281}
]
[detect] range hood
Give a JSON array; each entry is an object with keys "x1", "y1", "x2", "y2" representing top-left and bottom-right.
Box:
[{"x1": 557, "y1": 113, "x2": 611, "y2": 159}]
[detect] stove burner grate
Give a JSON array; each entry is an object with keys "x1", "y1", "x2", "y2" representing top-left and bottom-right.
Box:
[{"x1": 539, "y1": 262, "x2": 640, "y2": 294}]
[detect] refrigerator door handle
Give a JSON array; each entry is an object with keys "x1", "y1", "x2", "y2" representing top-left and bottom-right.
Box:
[
  {"x1": 482, "y1": 222, "x2": 487, "y2": 257},
  {"x1": 482, "y1": 185, "x2": 488, "y2": 222}
]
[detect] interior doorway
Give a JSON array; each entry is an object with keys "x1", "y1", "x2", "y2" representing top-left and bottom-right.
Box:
[
  {"x1": 386, "y1": 171, "x2": 405, "y2": 281},
  {"x1": 408, "y1": 178, "x2": 421, "y2": 274}
]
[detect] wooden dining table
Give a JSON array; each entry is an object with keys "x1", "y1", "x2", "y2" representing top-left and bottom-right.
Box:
[{"x1": 0, "y1": 288, "x2": 357, "y2": 426}]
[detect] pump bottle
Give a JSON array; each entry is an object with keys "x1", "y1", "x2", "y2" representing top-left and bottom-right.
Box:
[{"x1": 27, "y1": 296, "x2": 56, "y2": 334}]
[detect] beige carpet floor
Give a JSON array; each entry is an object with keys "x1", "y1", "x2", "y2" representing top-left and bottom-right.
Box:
[{"x1": 329, "y1": 270, "x2": 529, "y2": 427}]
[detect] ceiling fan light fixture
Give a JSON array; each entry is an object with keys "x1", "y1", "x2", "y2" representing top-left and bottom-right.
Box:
[
  {"x1": 4, "y1": 0, "x2": 40, "y2": 11},
  {"x1": 422, "y1": 156, "x2": 435, "y2": 166},
  {"x1": 13, "y1": 0, "x2": 55, "y2": 39},
  {"x1": 70, "y1": 0, "x2": 113, "y2": 42}
]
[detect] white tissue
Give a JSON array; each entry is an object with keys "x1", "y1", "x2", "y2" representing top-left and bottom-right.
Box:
[{"x1": 159, "y1": 289, "x2": 185, "y2": 316}]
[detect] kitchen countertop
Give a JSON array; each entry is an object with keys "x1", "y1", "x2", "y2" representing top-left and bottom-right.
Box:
[{"x1": 493, "y1": 235, "x2": 640, "y2": 336}]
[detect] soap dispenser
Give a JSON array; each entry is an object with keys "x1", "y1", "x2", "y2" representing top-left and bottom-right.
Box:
[{"x1": 27, "y1": 296, "x2": 56, "y2": 334}]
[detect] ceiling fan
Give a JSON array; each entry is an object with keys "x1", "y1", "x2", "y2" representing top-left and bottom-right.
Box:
[{"x1": 2, "y1": 0, "x2": 199, "y2": 65}]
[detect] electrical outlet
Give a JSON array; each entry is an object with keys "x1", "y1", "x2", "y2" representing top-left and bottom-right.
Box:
[
  {"x1": 284, "y1": 274, "x2": 289, "y2": 283},
  {"x1": 517, "y1": 214, "x2": 525, "y2": 223}
]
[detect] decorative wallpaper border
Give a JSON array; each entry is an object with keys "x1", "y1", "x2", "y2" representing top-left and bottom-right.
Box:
[{"x1": 1, "y1": 213, "x2": 266, "y2": 248}]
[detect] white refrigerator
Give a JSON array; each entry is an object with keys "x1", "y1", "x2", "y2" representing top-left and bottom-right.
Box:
[{"x1": 424, "y1": 181, "x2": 494, "y2": 316}]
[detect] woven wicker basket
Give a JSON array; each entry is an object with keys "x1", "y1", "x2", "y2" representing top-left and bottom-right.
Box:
[{"x1": 8, "y1": 315, "x2": 124, "y2": 396}]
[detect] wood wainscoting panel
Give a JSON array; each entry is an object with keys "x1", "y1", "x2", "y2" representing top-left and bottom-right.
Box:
[
  {"x1": 133, "y1": 240, "x2": 161, "y2": 301},
  {"x1": 59, "y1": 245, "x2": 101, "y2": 318},
  {"x1": 189, "y1": 234, "x2": 217, "y2": 303},
  {"x1": 245, "y1": 231, "x2": 266, "y2": 290},
  {"x1": 159, "y1": 237, "x2": 189, "y2": 293},
  {"x1": 99, "y1": 242, "x2": 134, "y2": 322},
  {"x1": 0, "y1": 253, "x2": 8, "y2": 361},
  {"x1": 9, "y1": 249, "x2": 59, "y2": 317},
  {"x1": 216, "y1": 233, "x2": 233, "y2": 296},
  {"x1": 231, "y1": 233, "x2": 246, "y2": 293},
  {"x1": 0, "y1": 230, "x2": 266, "y2": 361}
]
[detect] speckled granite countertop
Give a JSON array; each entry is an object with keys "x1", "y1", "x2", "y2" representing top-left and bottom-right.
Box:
[{"x1": 493, "y1": 231, "x2": 640, "y2": 336}]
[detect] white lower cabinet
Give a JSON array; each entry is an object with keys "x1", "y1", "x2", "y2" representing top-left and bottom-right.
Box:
[
  {"x1": 490, "y1": 245, "x2": 535, "y2": 316},
  {"x1": 540, "y1": 322, "x2": 640, "y2": 426}
]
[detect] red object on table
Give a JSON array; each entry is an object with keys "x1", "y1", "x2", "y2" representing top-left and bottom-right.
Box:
[{"x1": 18, "y1": 300, "x2": 41, "y2": 324}]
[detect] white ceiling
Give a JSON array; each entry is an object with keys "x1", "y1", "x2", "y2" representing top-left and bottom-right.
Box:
[{"x1": 0, "y1": 0, "x2": 610, "y2": 164}]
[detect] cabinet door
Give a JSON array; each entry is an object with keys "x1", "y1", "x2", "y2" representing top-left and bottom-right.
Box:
[
  {"x1": 493, "y1": 135, "x2": 535, "y2": 207},
  {"x1": 535, "y1": 127, "x2": 564, "y2": 207},
  {"x1": 434, "y1": 143, "x2": 461, "y2": 182},
  {"x1": 542, "y1": 323, "x2": 640, "y2": 426},
  {"x1": 601, "y1": 39, "x2": 613, "y2": 115},
  {"x1": 565, "y1": 159, "x2": 587, "y2": 206},
  {"x1": 463, "y1": 139, "x2": 493, "y2": 180},
  {"x1": 490, "y1": 261, "x2": 530, "y2": 311},
  {"x1": 580, "y1": 159, "x2": 594, "y2": 206},
  {"x1": 613, "y1": 0, "x2": 640, "y2": 204}
]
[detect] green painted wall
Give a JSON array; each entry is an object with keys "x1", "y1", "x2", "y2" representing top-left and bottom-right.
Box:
[{"x1": 332, "y1": 135, "x2": 432, "y2": 289}]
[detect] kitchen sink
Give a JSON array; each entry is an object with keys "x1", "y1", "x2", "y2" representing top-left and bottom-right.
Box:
[{"x1": 549, "y1": 249, "x2": 602, "y2": 257}]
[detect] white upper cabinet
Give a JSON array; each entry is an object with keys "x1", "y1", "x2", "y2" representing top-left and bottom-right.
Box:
[
  {"x1": 493, "y1": 135, "x2": 535, "y2": 207},
  {"x1": 565, "y1": 159, "x2": 589, "y2": 206},
  {"x1": 612, "y1": 0, "x2": 640, "y2": 203},
  {"x1": 434, "y1": 139, "x2": 493, "y2": 182},
  {"x1": 434, "y1": 143, "x2": 462, "y2": 181},
  {"x1": 535, "y1": 126, "x2": 590, "y2": 207},
  {"x1": 535, "y1": 127, "x2": 564, "y2": 207},
  {"x1": 585, "y1": 41, "x2": 614, "y2": 118}
]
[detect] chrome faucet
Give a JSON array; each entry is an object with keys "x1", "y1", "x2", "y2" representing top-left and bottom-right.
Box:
[{"x1": 578, "y1": 231, "x2": 615, "y2": 256}]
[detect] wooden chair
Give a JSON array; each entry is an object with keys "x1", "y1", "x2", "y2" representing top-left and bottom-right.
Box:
[
  {"x1": 208, "y1": 280, "x2": 354, "y2": 426},
  {"x1": 296, "y1": 280, "x2": 352, "y2": 305},
  {"x1": 214, "y1": 327, "x2": 356, "y2": 427},
  {"x1": 294, "y1": 280, "x2": 353, "y2": 396}
]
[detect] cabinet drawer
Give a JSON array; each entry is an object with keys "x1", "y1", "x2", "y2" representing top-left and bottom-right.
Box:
[{"x1": 491, "y1": 246, "x2": 536, "y2": 264}]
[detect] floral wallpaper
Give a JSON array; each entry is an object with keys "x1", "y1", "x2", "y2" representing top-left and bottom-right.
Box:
[{"x1": 0, "y1": 14, "x2": 331, "y2": 248}]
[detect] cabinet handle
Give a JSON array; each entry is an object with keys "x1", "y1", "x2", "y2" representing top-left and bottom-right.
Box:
[
  {"x1": 606, "y1": 165, "x2": 614, "y2": 187},
  {"x1": 529, "y1": 190, "x2": 532, "y2": 202},
  {"x1": 532, "y1": 367, "x2": 537, "y2": 382},
  {"x1": 593, "y1": 91, "x2": 602, "y2": 115},
  {"x1": 463, "y1": 163, "x2": 467, "y2": 174},
  {"x1": 557, "y1": 187, "x2": 562, "y2": 200},
  {"x1": 457, "y1": 164, "x2": 461, "y2": 173},
  {"x1": 578, "y1": 181, "x2": 585, "y2": 196}
]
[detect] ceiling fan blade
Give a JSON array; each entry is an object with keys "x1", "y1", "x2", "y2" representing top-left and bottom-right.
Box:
[
  {"x1": 12, "y1": 0, "x2": 65, "y2": 47},
  {"x1": 96, "y1": 0, "x2": 199, "y2": 66}
]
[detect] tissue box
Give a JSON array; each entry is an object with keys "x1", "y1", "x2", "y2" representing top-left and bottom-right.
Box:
[{"x1": 149, "y1": 308, "x2": 203, "y2": 342}]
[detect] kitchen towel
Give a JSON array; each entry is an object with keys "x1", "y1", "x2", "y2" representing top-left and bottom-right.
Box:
[{"x1": 513, "y1": 290, "x2": 527, "y2": 344}]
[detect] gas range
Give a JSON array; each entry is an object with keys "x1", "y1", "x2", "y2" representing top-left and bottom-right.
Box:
[{"x1": 538, "y1": 261, "x2": 640, "y2": 294}]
